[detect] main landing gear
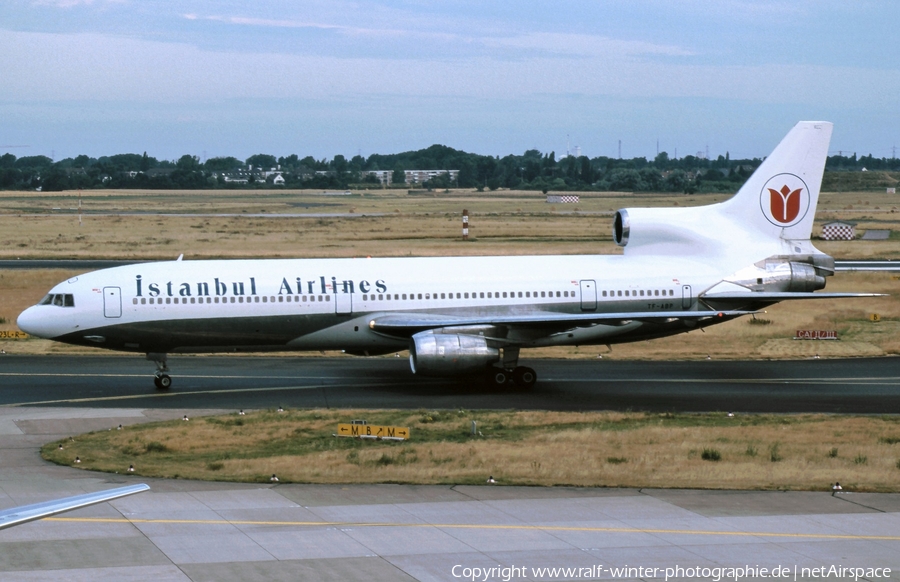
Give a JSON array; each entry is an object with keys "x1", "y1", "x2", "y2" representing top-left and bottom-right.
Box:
[
  {"x1": 485, "y1": 366, "x2": 537, "y2": 389},
  {"x1": 147, "y1": 353, "x2": 172, "y2": 390},
  {"x1": 486, "y1": 347, "x2": 537, "y2": 389}
]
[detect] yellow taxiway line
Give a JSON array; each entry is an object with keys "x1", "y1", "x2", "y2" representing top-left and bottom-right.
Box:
[{"x1": 43, "y1": 516, "x2": 900, "y2": 541}]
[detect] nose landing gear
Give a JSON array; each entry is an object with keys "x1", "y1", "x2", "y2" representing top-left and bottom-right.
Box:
[
  {"x1": 154, "y1": 373, "x2": 172, "y2": 390},
  {"x1": 147, "y1": 353, "x2": 172, "y2": 390}
]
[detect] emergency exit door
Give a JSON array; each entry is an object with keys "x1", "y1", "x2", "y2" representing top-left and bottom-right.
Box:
[
  {"x1": 580, "y1": 280, "x2": 597, "y2": 311},
  {"x1": 103, "y1": 286, "x2": 122, "y2": 318},
  {"x1": 681, "y1": 285, "x2": 692, "y2": 309}
]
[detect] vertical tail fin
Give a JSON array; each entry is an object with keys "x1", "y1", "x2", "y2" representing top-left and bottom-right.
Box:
[
  {"x1": 720, "y1": 121, "x2": 832, "y2": 242},
  {"x1": 614, "y1": 121, "x2": 833, "y2": 261}
]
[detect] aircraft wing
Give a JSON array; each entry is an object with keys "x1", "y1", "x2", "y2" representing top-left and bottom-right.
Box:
[
  {"x1": 0, "y1": 483, "x2": 149, "y2": 530},
  {"x1": 702, "y1": 292, "x2": 885, "y2": 303},
  {"x1": 369, "y1": 309, "x2": 755, "y2": 335}
]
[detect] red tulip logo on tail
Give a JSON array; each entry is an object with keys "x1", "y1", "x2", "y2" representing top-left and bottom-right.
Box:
[{"x1": 760, "y1": 173, "x2": 810, "y2": 227}]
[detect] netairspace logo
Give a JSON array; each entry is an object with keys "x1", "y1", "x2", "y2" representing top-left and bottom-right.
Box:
[{"x1": 450, "y1": 564, "x2": 892, "y2": 581}]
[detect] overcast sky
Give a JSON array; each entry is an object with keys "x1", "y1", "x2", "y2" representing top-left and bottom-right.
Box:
[{"x1": 1, "y1": 0, "x2": 898, "y2": 162}]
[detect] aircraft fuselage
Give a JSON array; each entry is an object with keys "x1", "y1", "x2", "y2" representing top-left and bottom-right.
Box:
[{"x1": 18, "y1": 254, "x2": 721, "y2": 355}]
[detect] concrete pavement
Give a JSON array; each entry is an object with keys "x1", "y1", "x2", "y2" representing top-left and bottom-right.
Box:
[{"x1": 0, "y1": 407, "x2": 897, "y2": 581}]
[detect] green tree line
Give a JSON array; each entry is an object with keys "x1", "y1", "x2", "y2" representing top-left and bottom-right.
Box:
[{"x1": 2, "y1": 146, "x2": 898, "y2": 193}]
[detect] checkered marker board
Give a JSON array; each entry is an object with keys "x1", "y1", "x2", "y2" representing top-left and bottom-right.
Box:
[
  {"x1": 821, "y1": 225, "x2": 854, "y2": 240},
  {"x1": 546, "y1": 195, "x2": 580, "y2": 203}
]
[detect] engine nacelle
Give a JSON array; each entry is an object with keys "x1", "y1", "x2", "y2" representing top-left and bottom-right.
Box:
[
  {"x1": 757, "y1": 261, "x2": 826, "y2": 292},
  {"x1": 719, "y1": 259, "x2": 827, "y2": 293},
  {"x1": 409, "y1": 330, "x2": 499, "y2": 376}
]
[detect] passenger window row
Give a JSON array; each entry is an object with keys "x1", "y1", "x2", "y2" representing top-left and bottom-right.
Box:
[
  {"x1": 602, "y1": 289, "x2": 675, "y2": 298},
  {"x1": 130, "y1": 288, "x2": 676, "y2": 306},
  {"x1": 133, "y1": 295, "x2": 331, "y2": 305},
  {"x1": 362, "y1": 290, "x2": 574, "y2": 301}
]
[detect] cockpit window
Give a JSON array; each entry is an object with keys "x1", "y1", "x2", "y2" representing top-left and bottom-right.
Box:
[{"x1": 39, "y1": 294, "x2": 75, "y2": 307}]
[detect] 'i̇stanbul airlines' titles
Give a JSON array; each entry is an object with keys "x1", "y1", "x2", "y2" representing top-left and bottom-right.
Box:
[{"x1": 134, "y1": 274, "x2": 388, "y2": 299}]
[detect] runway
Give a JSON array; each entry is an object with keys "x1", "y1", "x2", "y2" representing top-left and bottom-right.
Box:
[{"x1": 2, "y1": 355, "x2": 900, "y2": 413}]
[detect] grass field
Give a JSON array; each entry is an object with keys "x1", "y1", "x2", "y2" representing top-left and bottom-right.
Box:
[
  {"x1": 2, "y1": 188, "x2": 900, "y2": 260},
  {"x1": 41, "y1": 409, "x2": 900, "y2": 491},
  {"x1": 2, "y1": 188, "x2": 900, "y2": 359}
]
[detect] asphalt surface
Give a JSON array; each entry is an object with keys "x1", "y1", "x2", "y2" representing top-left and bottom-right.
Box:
[{"x1": 2, "y1": 355, "x2": 900, "y2": 413}]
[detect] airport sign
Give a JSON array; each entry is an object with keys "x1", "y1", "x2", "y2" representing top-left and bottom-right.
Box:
[{"x1": 337, "y1": 423, "x2": 410, "y2": 440}]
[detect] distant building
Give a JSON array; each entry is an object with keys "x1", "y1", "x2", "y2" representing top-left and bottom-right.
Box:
[
  {"x1": 821, "y1": 220, "x2": 856, "y2": 241},
  {"x1": 218, "y1": 169, "x2": 251, "y2": 183},
  {"x1": 404, "y1": 169, "x2": 459, "y2": 185},
  {"x1": 216, "y1": 166, "x2": 282, "y2": 184},
  {"x1": 359, "y1": 169, "x2": 459, "y2": 186},
  {"x1": 361, "y1": 170, "x2": 392, "y2": 185},
  {"x1": 258, "y1": 166, "x2": 282, "y2": 179}
]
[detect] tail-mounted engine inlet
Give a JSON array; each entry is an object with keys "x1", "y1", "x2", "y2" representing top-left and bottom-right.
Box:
[{"x1": 613, "y1": 210, "x2": 629, "y2": 247}]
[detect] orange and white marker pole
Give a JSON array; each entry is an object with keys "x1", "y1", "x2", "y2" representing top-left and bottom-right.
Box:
[{"x1": 462, "y1": 209, "x2": 469, "y2": 240}]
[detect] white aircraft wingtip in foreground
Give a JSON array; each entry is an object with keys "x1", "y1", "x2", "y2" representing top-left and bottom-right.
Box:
[
  {"x1": 18, "y1": 122, "x2": 880, "y2": 389},
  {"x1": 0, "y1": 484, "x2": 149, "y2": 530}
]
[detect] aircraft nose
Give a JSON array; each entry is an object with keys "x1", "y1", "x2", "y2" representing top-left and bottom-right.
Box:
[{"x1": 16, "y1": 306, "x2": 60, "y2": 339}]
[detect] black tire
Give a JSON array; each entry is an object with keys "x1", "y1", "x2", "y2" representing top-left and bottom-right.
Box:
[
  {"x1": 156, "y1": 374, "x2": 172, "y2": 390},
  {"x1": 512, "y1": 366, "x2": 537, "y2": 388},
  {"x1": 488, "y1": 368, "x2": 509, "y2": 387}
]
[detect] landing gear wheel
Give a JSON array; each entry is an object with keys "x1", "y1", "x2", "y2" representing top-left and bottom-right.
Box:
[
  {"x1": 488, "y1": 368, "x2": 509, "y2": 387},
  {"x1": 512, "y1": 366, "x2": 537, "y2": 388},
  {"x1": 147, "y1": 353, "x2": 171, "y2": 390}
]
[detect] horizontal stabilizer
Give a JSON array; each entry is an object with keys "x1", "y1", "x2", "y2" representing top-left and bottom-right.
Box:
[
  {"x1": 0, "y1": 484, "x2": 149, "y2": 531},
  {"x1": 369, "y1": 310, "x2": 756, "y2": 335},
  {"x1": 835, "y1": 261, "x2": 900, "y2": 272}
]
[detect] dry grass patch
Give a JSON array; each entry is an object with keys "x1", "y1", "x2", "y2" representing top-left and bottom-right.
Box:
[
  {"x1": 7, "y1": 188, "x2": 900, "y2": 260},
  {"x1": 41, "y1": 409, "x2": 900, "y2": 491}
]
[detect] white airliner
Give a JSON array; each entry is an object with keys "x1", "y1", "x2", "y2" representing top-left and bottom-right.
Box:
[{"x1": 17, "y1": 122, "x2": 875, "y2": 389}]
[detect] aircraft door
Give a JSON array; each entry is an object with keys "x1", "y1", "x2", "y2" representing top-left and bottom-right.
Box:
[
  {"x1": 334, "y1": 292, "x2": 352, "y2": 315},
  {"x1": 103, "y1": 286, "x2": 122, "y2": 318},
  {"x1": 681, "y1": 285, "x2": 692, "y2": 309},
  {"x1": 579, "y1": 280, "x2": 597, "y2": 311}
]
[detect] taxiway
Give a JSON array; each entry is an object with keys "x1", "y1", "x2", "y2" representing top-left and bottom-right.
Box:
[{"x1": 2, "y1": 355, "x2": 900, "y2": 413}]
